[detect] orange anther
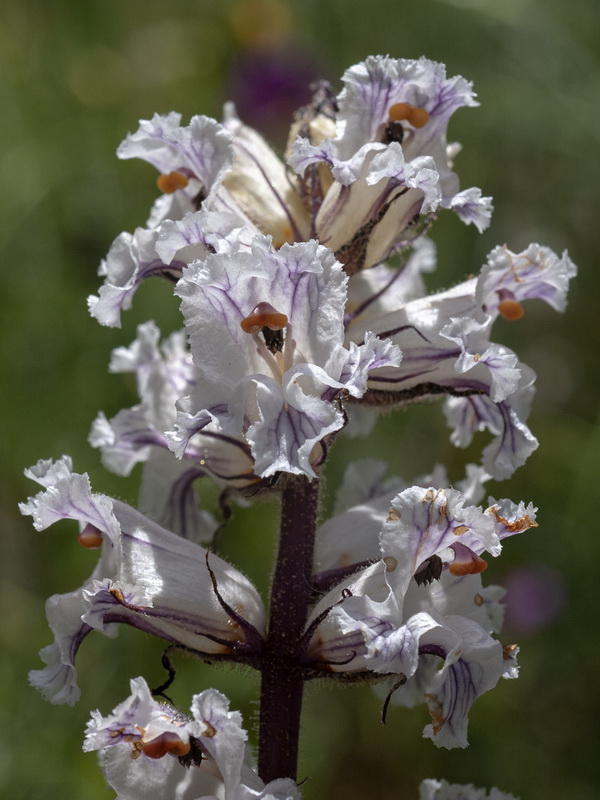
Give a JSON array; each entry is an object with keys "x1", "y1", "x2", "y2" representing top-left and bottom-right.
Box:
[
  {"x1": 388, "y1": 102, "x2": 412, "y2": 122},
  {"x1": 449, "y1": 553, "x2": 488, "y2": 577},
  {"x1": 389, "y1": 103, "x2": 429, "y2": 128},
  {"x1": 406, "y1": 106, "x2": 429, "y2": 128},
  {"x1": 498, "y1": 299, "x2": 525, "y2": 321},
  {"x1": 77, "y1": 523, "x2": 103, "y2": 549},
  {"x1": 240, "y1": 302, "x2": 288, "y2": 334},
  {"x1": 156, "y1": 171, "x2": 189, "y2": 194},
  {"x1": 142, "y1": 732, "x2": 191, "y2": 760}
]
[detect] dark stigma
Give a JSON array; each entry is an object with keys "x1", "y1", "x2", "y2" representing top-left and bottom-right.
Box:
[
  {"x1": 383, "y1": 121, "x2": 404, "y2": 145},
  {"x1": 414, "y1": 554, "x2": 443, "y2": 586},
  {"x1": 262, "y1": 327, "x2": 284, "y2": 353}
]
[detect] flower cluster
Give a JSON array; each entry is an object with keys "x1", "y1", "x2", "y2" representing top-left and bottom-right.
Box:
[{"x1": 22, "y1": 54, "x2": 575, "y2": 798}]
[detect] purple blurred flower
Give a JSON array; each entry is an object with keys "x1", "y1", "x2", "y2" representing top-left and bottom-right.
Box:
[
  {"x1": 503, "y1": 564, "x2": 566, "y2": 633},
  {"x1": 227, "y1": 45, "x2": 323, "y2": 137}
]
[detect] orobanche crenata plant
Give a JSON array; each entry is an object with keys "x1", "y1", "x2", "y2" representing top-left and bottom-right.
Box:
[{"x1": 22, "y1": 55, "x2": 576, "y2": 800}]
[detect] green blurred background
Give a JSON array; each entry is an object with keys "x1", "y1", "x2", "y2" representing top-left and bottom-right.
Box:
[{"x1": 1, "y1": 0, "x2": 598, "y2": 797}]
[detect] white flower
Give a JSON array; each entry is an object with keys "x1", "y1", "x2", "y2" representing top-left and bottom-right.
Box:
[
  {"x1": 84, "y1": 677, "x2": 300, "y2": 800},
  {"x1": 345, "y1": 243, "x2": 576, "y2": 478},
  {"x1": 289, "y1": 56, "x2": 492, "y2": 271},
  {"x1": 305, "y1": 485, "x2": 536, "y2": 748},
  {"x1": 89, "y1": 210, "x2": 250, "y2": 328},
  {"x1": 102, "y1": 56, "x2": 487, "y2": 312},
  {"x1": 20, "y1": 457, "x2": 266, "y2": 705},
  {"x1": 90, "y1": 321, "x2": 257, "y2": 537},
  {"x1": 168, "y1": 236, "x2": 400, "y2": 479}
]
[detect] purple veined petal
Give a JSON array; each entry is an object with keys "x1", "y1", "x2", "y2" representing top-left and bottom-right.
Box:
[
  {"x1": 477, "y1": 243, "x2": 577, "y2": 318},
  {"x1": 442, "y1": 186, "x2": 493, "y2": 232},
  {"x1": 88, "y1": 228, "x2": 184, "y2": 328},
  {"x1": 444, "y1": 367, "x2": 538, "y2": 480},
  {"x1": 117, "y1": 113, "x2": 233, "y2": 203},
  {"x1": 419, "y1": 778, "x2": 520, "y2": 800},
  {"x1": 440, "y1": 315, "x2": 521, "y2": 404},
  {"x1": 156, "y1": 208, "x2": 256, "y2": 266},
  {"x1": 334, "y1": 56, "x2": 477, "y2": 161},
  {"x1": 345, "y1": 238, "x2": 437, "y2": 328},
  {"x1": 94, "y1": 497, "x2": 266, "y2": 646},
  {"x1": 420, "y1": 615, "x2": 505, "y2": 748},
  {"x1": 185, "y1": 236, "x2": 347, "y2": 380},
  {"x1": 84, "y1": 677, "x2": 162, "y2": 752},
  {"x1": 313, "y1": 465, "x2": 498, "y2": 584},
  {"x1": 350, "y1": 607, "x2": 444, "y2": 678},
  {"x1": 365, "y1": 150, "x2": 441, "y2": 213},
  {"x1": 20, "y1": 458, "x2": 122, "y2": 545},
  {"x1": 328, "y1": 56, "x2": 489, "y2": 235},
  {"x1": 29, "y1": 588, "x2": 101, "y2": 706},
  {"x1": 89, "y1": 408, "x2": 169, "y2": 476},
  {"x1": 109, "y1": 323, "x2": 197, "y2": 425},
  {"x1": 287, "y1": 137, "x2": 342, "y2": 181},
  {"x1": 378, "y1": 486, "x2": 500, "y2": 602},
  {"x1": 246, "y1": 373, "x2": 343, "y2": 479},
  {"x1": 81, "y1": 575, "x2": 245, "y2": 654},
  {"x1": 84, "y1": 677, "x2": 227, "y2": 800},
  {"x1": 344, "y1": 262, "x2": 540, "y2": 476},
  {"x1": 312, "y1": 147, "x2": 440, "y2": 271},
  {"x1": 136, "y1": 449, "x2": 216, "y2": 543},
  {"x1": 348, "y1": 266, "x2": 478, "y2": 341},
  {"x1": 304, "y1": 562, "x2": 391, "y2": 673}
]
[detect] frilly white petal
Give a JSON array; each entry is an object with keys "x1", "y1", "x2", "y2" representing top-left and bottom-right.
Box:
[
  {"x1": 84, "y1": 677, "x2": 300, "y2": 800},
  {"x1": 442, "y1": 186, "x2": 493, "y2": 232},
  {"x1": 477, "y1": 243, "x2": 577, "y2": 315}
]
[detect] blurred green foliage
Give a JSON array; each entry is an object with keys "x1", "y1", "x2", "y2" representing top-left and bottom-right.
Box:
[{"x1": 1, "y1": 1, "x2": 598, "y2": 798}]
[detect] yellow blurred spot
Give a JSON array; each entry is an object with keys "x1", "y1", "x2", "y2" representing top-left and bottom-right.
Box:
[{"x1": 229, "y1": 0, "x2": 291, "y2": 48}]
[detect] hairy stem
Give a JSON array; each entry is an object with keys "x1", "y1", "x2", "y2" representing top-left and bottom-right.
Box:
[{"x1": 258, "y1": 475, "x2": 320, "y2": 783}]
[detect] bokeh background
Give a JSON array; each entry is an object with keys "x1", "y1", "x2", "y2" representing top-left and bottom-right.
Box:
[{"x1": 1, "y1": 1, "x2": 598, "y2": 798}]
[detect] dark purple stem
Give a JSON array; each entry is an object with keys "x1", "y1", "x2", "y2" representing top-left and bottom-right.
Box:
[{"x1": 258, "y1": 475, "x2": 320, "y2": 783}]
